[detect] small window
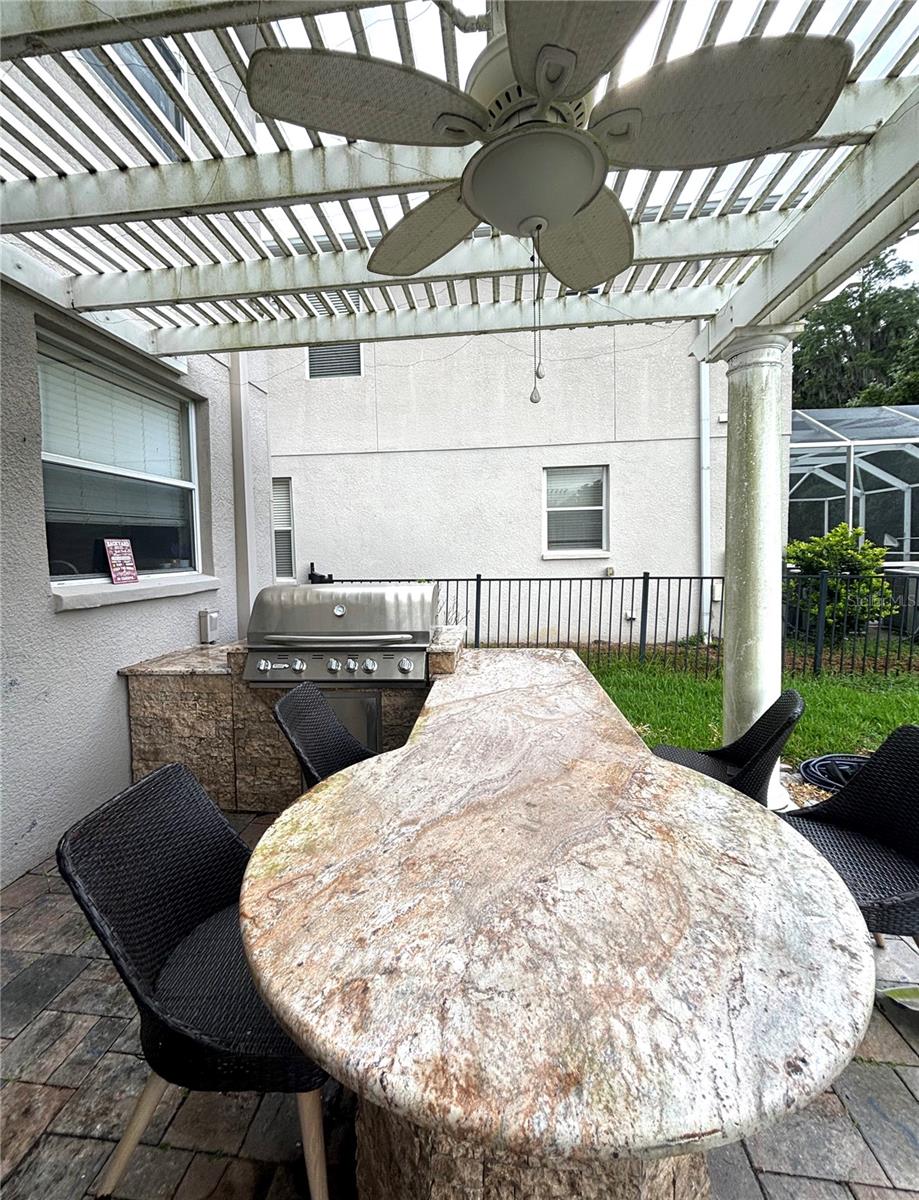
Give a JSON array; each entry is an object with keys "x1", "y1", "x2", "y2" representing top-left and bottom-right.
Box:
[
  {"x1": 272, "y1": 478, "x2": 296, "y2": 579},
  {"x1": 81, "y1": 40, "x2": 184, "y2": 160},
  {"x1": 544, "y1": 466, "x2": 608, "y2": 553},
  {"x1": 307, "y1": 343, "x2": 362, "y2": 379},
  {"x1": 39, "y1": 345, "x2": 198, "y2": 578}
]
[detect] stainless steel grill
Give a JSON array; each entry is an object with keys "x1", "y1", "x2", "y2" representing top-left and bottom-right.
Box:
[{"x1": 244, "y1": 583, "x2": 439, "y2": 688}]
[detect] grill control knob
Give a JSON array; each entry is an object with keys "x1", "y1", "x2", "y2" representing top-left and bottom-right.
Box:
[
  {"x1": 362, "y1": 658, "x2": 378, "y2": 673},
  {"x1": 292, "y1": 658, "x2": 306, "y2": 673},
  {"x1": 327, "y1": 658, "x2": 342, "y2": 673},
  {"x1": 346, "y1": 658, "x2": 358, "y2": 672},
  {"x1": 257, "y1": 658, "x2": 271, "y2": 673},
  {"x1": 398, "y1": 657, "x2": 414, "y2": 674}
]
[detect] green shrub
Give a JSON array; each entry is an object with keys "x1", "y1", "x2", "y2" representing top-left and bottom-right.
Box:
[{"x1": 784, "y1": 524, "x2": 897, "y2": 635}]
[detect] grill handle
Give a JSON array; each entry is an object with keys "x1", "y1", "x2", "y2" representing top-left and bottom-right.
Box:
[{"x1": 262, "y1": 633, "x2": 415, "y2": 645}]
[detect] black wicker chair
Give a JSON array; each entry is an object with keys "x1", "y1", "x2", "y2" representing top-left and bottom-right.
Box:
[
  {"x1": 652, "y1": 689, "x2": 805, "y2": 805},
  {"x1": 780, "y1": 725, "x2": 919, "y2": 943},
  {"x1": 274, "y1": 680, "x2": 374, "y2": 788},
  {"x1": 57, "y1": 763, "x2": 329, "y2": 1200}
]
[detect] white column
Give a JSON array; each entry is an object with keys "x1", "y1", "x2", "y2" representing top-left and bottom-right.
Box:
[
  {"x1": 229, "y1": 351, "x2": 259, "y2": 639},
  {"x1": 719, "y1": 328, "x2": 796, "y2": 808}
]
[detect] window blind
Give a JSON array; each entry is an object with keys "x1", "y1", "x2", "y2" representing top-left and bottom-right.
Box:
[
  {"x1": 272, "y1": 478, "x2": 295, "y2": 578},
  {"x1": 43, "y1": 462, "x2": 190, "y2": 527},
  {"x1": 546, "y1": 465, "x2": 605, "y2": 509},
  {"x1": 39, "y1": 355, "x2": 188, "y2": 480}
]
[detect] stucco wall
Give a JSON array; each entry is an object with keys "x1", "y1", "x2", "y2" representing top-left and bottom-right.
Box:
[
  {"x1": 267, "y1": 322, "x2": 763, "y2": 581},
  {"x1": 0, "y1": 285, "x2": 272, "y2": 883}
]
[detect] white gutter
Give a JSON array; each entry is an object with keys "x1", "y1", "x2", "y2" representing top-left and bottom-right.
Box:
[
  {"x1": 696, "y1": 320, "x2": 712, "y2": 638},
  {"x1": 229, "y1": 352, "x2": 259, "y2": 639}
]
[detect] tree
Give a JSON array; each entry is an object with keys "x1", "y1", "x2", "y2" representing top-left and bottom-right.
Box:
[
  {"x1": 791, "y1": 251, "x2": 919, "y2": 409},
  {"x1": 847, "y1": 326, "x2": 919, "y2": 407}
]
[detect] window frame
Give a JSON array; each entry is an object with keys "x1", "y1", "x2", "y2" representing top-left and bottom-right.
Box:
[
  {"x1": 38, "y1": 340, "x2": 202, "y2": 583},
  {"x1": 542, "y1": 465, "x2": 610, "y2": 560},
  {"x1": 80, "y1": 39, "x2": 186, "y2": 161},
  {"x1": 271, "y1": 476, "x2": 297, "y2": 582}
]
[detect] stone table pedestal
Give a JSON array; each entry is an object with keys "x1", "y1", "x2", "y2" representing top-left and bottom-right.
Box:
[{"x1": 356, "y1": 1101, "x2": 710, "y2": 1200}]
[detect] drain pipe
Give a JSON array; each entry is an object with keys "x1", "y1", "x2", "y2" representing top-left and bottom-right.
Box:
[
  {"x1": 229, "y1": 351, "x2": 259, "y2": 639},
  {"x1": 696, "y1": 320, "x2": 712, "y2": 637}
]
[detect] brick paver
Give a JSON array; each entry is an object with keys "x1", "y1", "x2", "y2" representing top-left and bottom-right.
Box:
[{"x1": 1, "y1": 814, "x2": 917, "y2": 1199}]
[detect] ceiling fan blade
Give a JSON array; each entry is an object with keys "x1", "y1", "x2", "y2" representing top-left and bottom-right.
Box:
[
  {"x1": 368, "y1": 184, "x2": 480, "y2": 276},
  {"x1": 247, "y1": 48, "x2": 489, "y2": 146},
  {"x1": 505, "y1": 2, "x2": 655, "y2": 103},
  {"x1": 590, "y1": 34, "x2": 853, "y2": 169},
  {"x1": 538, "y1": 187, "x2": 633, "y2": 293}
]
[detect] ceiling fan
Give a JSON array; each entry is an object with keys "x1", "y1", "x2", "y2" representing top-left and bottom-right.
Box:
[{"x1": 246, "y1": 2, "x2": 853, "y2": 294}]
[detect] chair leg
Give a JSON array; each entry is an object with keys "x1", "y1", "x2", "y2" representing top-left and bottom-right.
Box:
[
  {"x1": 297, "y1": 1089, "x2": 329, "y2": 1200},
  {"x1": 873, "y1": 931, "x2": 886, "y2": 949},
  {"x1": 96, "y1": 1071, "x2": 168, "y2": 1196}
]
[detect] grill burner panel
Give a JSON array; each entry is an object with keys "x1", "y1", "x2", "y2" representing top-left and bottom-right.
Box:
[{"x1": 244, "y1": 583, "x2": 437, "y2": 688}]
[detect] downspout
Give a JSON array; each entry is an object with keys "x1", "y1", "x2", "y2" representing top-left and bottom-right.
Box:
[
  {"x1": 229, "y1": 351, "x2": 259, "y2": 639},
  {"x1": 696, "y1": 320, "x2": 712, "y2": 637}
]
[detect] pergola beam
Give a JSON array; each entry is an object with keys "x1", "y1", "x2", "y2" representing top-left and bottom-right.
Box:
[
  {"x1": 151, "y1": 285, "x2": 729, "y2": 355},
  {"x1": 0, "y1": 1, "x2": 382, "y2": 60},
  {"x1": 2, "y1": 80, "x2": 910, "y2": 234},
  {"x1": 693, "y1": 82, "x2": 919, "y2": 361},
  {"x1": 0, "y1": 240, "x2": 189, "y2": 369},
  {"x1": 68, "y1": 212, "x2": 784, "y2": 311},
  {"x1": 0, "y1": 145, "x2": 474, "y2": 234}
]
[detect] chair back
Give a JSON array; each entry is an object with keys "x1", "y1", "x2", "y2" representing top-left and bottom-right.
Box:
[
  {"x1": 57, "y1": 764, "x2": 250, "y2": 1003},
  {"x1": 273, "y1": 681, "x2": 374, "y2": 787},
  {"x1": 729, "y1": 689, "x2": 805, "y2": 804},
  {"x1": 803, "y1": 725, "x2": 919, "y2": 858}
]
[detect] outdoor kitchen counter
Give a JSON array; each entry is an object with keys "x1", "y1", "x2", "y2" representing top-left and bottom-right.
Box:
[{"x1": 240, "y1": 648, "x2": 875, "y2": 1200}]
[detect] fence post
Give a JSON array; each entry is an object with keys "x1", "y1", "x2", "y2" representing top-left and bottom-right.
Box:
[
  {"x1": 473, "y1": 573, "x2": 482, "y2": 648},
  {"x1": 638, "y1": 572, "x2": 650, "y2": 664},
  {"x1": 813, "y1": 569, "x2": 829, "y2": 676}
]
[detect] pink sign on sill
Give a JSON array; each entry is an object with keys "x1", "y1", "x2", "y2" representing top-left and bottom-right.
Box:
[{"x1": 104, "y1": 538, "x2": 138, "y2": 584}]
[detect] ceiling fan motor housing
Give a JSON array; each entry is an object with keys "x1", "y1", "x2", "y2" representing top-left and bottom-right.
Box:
[{"x1": 466, "y1": 34, "x2": 594, "y2": 132}]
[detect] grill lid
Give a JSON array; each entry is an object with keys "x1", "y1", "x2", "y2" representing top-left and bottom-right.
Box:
[{"x1": 247, "y1": 583, "x2": 439, "y2": 646}]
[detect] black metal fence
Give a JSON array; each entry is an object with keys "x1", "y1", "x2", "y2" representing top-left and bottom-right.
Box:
[{"x1": 340, "y1": 571, "x2": 918, "y2": 677}]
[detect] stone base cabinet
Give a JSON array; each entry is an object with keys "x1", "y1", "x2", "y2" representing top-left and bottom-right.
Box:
[{"x1": 121, "y1": 631, "x2": 462, "y2": 812}]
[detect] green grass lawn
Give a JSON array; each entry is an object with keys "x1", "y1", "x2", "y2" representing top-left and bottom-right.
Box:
[{"x1": 590, "y1": 659, "x2": 918, "y2": 764}]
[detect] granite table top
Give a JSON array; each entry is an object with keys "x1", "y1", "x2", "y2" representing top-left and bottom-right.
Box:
[{"x1": 240, "y1": 649, "x2": 875, "y2": 1162}]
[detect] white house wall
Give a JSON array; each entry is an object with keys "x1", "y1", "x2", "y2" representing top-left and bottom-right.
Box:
[
  {"x1": 266, "y1": 322, "x2": 767, "y2": 582},
  {"x1": 0, "y1": 283, "x2": 273, "y2": 884}
]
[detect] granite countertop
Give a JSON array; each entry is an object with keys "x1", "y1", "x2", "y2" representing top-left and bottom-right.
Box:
[
  {"x1": 243, "y1": 648, "x2": 874, "y2": 1162},
  {"x1": 119, "y1": 642, "x2": 243, "y2": 676}
]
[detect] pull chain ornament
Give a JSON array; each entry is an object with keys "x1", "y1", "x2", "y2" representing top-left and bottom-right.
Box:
[{"x1": 530, "y1": 232, "x2": 545, "y2": 402}]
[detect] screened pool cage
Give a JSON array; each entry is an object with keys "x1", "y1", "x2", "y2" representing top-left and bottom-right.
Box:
[{"x1": 789, "y1": 406, "x2": 919, "y2": 563}]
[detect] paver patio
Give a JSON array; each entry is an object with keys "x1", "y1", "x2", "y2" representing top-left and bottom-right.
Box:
[{"x1": 2, "y1": 811, "x2": 917, "y2": 1200}]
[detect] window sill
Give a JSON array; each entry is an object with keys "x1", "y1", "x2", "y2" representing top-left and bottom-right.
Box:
[
  {"x1": 51, "y1": 572, "x2": 220, "y2": 612},
  {"x1": 541, "y1": 550, "x2": 610, "y2": 561}
]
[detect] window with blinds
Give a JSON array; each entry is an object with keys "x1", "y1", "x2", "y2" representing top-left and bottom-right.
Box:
[
  {"x1": 39, "y1": 346, "x2": 197, "y2": 579},
  {"x1": 271, "y1": 478, "x2": 296, "y2": 579},
  {"x1": 544, "y1": 466, "x2": 608, "y2": 552},
  {"x1": 307, "y1": 343, "x2": 362, "y2": 379}
]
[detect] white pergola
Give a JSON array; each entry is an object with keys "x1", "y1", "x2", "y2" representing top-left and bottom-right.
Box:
[{"x1": 2, "y1": 0, "x2": 918, "y2": 795}]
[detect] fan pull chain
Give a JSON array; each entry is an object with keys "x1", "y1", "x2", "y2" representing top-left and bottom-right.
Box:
[{"x1": 530, "y1": 231, "x2": 544, "y2": 404}]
